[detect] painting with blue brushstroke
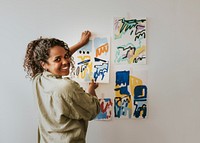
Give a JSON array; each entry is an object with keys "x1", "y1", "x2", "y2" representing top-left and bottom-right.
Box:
[
  {"x1": 73, "y1": 36, "x2": 110, "y2": 83},
  {"x1": 95, "y1": 98, "x2": 113, "y2": 120},
  {"x1": 114, "y1": 68, "x2": 148, "y2": 119}
]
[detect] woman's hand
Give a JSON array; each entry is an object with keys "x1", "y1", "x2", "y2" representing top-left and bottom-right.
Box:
[
  {"x1": 69, "y1": 30, "x2": 91, "y2": 55},
  {"x1": 79, "y1": 30, "x2": 91, "y2": 46},
  {"x1": 88, "y1": 79, "x2": 98, "y2": 96},
  {"x1": 89, "y1": 79, "x2": 98, "y2": 89}
]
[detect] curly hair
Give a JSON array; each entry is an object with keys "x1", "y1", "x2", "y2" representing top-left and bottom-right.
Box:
[{"x1": 23, "y1": 37, "x2": 75, "y2": 79}]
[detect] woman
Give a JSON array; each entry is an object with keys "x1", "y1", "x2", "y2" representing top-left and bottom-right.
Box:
[{"x1": 23, "y1": 31, "x2": 100, "y2": 143}]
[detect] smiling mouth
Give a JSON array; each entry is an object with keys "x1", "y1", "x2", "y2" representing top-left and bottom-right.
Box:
[
  {"x1": 62, "y1": 67, "x2": 68, "y2": 69},
  {"x1": 61, "y1": 66, "x2": 69, "y2": 71},
  {"x1": 61, "y1": 64, "x2": 70, "y2": 71}
]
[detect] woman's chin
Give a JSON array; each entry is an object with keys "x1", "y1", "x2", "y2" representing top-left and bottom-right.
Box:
[{"x1": 61, "y1": 70, "x2": 69, "y2": 76}]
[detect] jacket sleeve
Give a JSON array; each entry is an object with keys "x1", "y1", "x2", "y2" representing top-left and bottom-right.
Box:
[{"x1": 60, "y1": 79, "x2": 100, "y2": 121}]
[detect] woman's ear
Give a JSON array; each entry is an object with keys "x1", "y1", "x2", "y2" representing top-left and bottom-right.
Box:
[{"x1": 40, "y1": 61, "x2": 47, "y2": 71}]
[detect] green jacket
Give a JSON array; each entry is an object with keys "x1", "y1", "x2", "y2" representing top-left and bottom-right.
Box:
[{"x1": 33, "y1": 71, "x2": 100, "y2": 143}]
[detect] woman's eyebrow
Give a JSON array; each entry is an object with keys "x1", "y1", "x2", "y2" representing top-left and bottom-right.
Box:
[
  {"x1": 52, "y1": 55, "x2": 61, "y2": 60},
  {"x1": 64, "y1": 51, "x2": 70, "y2": 56}
]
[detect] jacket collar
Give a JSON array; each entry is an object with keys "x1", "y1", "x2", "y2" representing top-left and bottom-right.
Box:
[{"x1": 43, "y1": 71, "x2": 62, "y2": 79}]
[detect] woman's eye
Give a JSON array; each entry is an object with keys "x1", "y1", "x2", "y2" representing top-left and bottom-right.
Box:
[
  {"x1": 64, "y1": 55, "x2": 70, "y2": 59},
  {"x1": 54, "y1": 58, "x2": 61, "y2": 62}
]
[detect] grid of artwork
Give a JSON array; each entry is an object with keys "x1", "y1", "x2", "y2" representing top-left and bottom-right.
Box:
[{"x1": 73, "y1": 17, "x2": 148, "y2": 121}]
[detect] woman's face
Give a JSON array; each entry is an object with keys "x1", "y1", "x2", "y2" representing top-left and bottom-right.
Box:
[{"x1": 42, "y1": 46, "x2": 71, "y2": 76}]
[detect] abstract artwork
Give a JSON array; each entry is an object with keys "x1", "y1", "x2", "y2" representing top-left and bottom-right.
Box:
[
  {"x1": 114, "y1": 70, "x2": 132, "y2": 119},
  {"x1": 73, "y1": 36, "x2": 110, "y2": 83},
  {"x1": 113, "y1": 17, "x2": 147, "y2": 64},
  {"x1": 95, "y1": 98, "x2": 113, "y2": 120},
  {"x1": 114, "y1": 69, "x2": 148, "y2": 119}
]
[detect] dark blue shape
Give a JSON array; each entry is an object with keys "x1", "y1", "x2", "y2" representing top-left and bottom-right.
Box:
[
  {"x1": 134, "y1": 85, "x2": 147, "y2": 100},
  {"x1": 116, "y1": 71, "x2": 129, "y2": 86},
  {"x1": 115, "y1": 71, "x2": 131, "y2": 96},
  {"x1": 133, "y1": 85, "x2": 147, "y2": 118}
]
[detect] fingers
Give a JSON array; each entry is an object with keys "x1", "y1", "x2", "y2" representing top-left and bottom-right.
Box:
[
  {"x1": 79, "y1": 30, "x2": 91, "y2": 46},
  {"x1": 83, "y1": 30, "x2": 89, "y2": 33},
  {"x1": 81, "y1": 30, "x2": 91, "y2": 39},
  {"x1": 89, "y1": 79, "x2": 98, "y2": 86},
  {"x1": 88, "y1": 79, "x2": 99, "y2": 90},
  {"x1": 89, "y1": 79, "x2": 94, "y2": 85},
  {"x1": 82, "y1": 30, "x2": 91, "y2": 36}
]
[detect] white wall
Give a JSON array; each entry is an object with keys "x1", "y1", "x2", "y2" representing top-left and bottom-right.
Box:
[{"x1": 1, "y1": 0, "x2": 200, "y2": 143}]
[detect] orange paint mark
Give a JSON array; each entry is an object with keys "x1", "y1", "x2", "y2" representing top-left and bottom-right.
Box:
[{"x1": 96, "y1": 43, "x2": 108, "y2": 57}]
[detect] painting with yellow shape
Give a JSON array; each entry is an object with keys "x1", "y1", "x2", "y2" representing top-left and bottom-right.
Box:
[
  {"x1": 130, "y1": 70, "x2": 148, "y2": 119},
  {"x1": 114, "y1": 70, "x2": 133, "y2": 118},
  {"x1": 113, "y1": 17, "x2": 147, "y2": 65},
  {"x1": 77, "y1": 55, "x2": 93, "y2": 80},
  {"x1": 73, "y1": 36, "x2": 110, "y2": 83},
  {"x1": 114, "y1": 69, "x2": 148, "y2": 119},
  {"x1": 73, "y1": 40, "x2": 93, "y2": 82}
]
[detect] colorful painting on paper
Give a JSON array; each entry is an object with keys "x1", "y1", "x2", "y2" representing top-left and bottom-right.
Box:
[
  {"x1": 73, "y1": 36, "x2": 110, "y2": 83},
  {"x1": 95, "y1": 98, "x2": 113, "y2": 120},
  {"x1": 93, "y1": 37, "x2": 110, "y2": 83},
  {"x1": 114, "y1": 69, "x2": 148, "y2": 119},
  {"x1": 113, "y1": 17, "x2": 147, "y2": 64},
  {"x1": 114, "y1": 70, "x2": 133, "y2": 119}
]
